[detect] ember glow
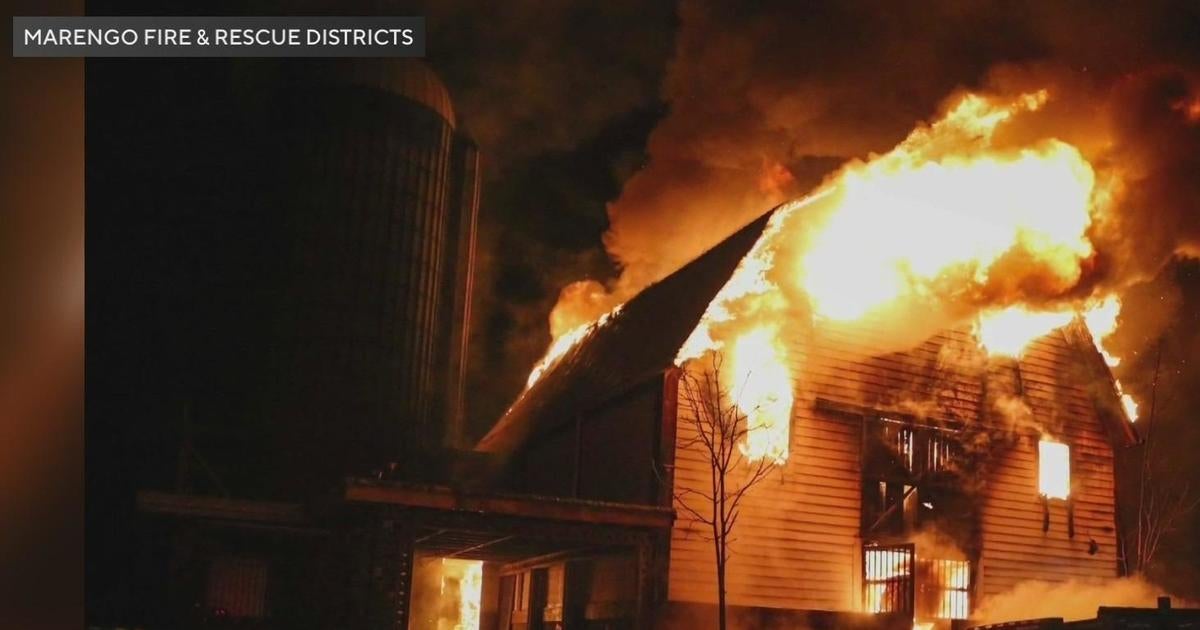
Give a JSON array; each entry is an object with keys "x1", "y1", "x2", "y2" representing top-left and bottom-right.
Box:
[{"x1": 1038, "y1": 439, "x2": 1071, "y2": 499}]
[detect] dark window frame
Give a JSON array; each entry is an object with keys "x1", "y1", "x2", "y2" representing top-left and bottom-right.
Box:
[{"x1": 861, "y1": 416, "x2": 968, "y2": 538}]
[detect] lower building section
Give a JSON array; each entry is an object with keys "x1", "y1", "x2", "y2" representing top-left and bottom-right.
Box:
[
  {"x1": 125, "y1": 483, "x2": 1164, "y2": 630},
  {"x1": 493, "y1": 553, "x2": 641, "y2": 630}
]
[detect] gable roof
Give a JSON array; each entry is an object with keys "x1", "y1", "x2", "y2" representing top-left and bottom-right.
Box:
[
  {"x1": 475, "y1": 211, "x2": 776, "y2": 454},
  {"x1": 477, "y1": 205, "x2": 1139, "y2": 455}
]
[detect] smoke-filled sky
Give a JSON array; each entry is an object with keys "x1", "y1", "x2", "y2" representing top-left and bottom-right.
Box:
[{"x1": 425, "y1": 0, "x2": 1200, "y2": 435}]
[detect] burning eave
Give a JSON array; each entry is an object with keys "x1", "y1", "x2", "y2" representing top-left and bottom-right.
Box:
[
  {"x1": 1061, "y1": 320, "x2": 1140, "y2": 447},
  {"x1": 474, "y1": 210, "x2": 777, "y2": 456}
]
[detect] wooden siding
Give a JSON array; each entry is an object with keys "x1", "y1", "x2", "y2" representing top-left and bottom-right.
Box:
[
  {"x1": 668, "y1": 389, "x2": 861, "y2": 610},
  {"x1": 978, "y1": 333, "x2": 1120, "y2": 597},
  {"x1": 511, "y1": 378, "x2": 665, "y2": 505},
  {"x1": 668, "y1": 321, "x2": 1121, "y2": 613}
]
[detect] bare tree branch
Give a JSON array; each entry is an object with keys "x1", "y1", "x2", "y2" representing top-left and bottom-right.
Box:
[
  {"x1": 1126, "y1": 339, "x2": 1200, "y2": 575},
  {"x1": 668, "y1": 352, "x2": 783, "y2": 630}
]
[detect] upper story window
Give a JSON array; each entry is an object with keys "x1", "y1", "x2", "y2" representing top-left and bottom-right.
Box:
[
  {"x1": 862, "y1": 417, "x2": 968, "y2": 538},
  {"x1": 1038, "y1": 439, "x2": 1071, "y2": 499}
]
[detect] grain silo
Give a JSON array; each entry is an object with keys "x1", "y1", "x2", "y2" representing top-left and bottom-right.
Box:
[{"x1": 255, "y1": 59, "x2": 479, "y2": 482}]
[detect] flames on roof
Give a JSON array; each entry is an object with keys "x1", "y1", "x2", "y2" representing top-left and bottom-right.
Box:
[{"x1": 506, "y1": 89, "x2": 1142, "y2": 464}]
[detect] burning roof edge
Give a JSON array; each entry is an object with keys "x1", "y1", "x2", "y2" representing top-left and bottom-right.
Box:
[
  {"x1": 1060, "y1": 320, "x2": 1140, "y2": 447},
  {"x1": 474, "y1": 208, "x2": 778, "y2": 455},
  {"x1": 473, "y1": 201, "x2": 1140, "y2": 458}
]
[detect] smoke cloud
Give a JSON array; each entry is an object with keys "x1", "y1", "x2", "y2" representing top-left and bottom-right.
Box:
[
  {"x1": 440, "y1": 1, "x2": 1200, "y2": 450},
  {"x1": 548, "y1": 1, "x2": 1200, "y2": 336},
  {"x1": 974, "y1": 576, "x2": 1193, "y2": 625}
]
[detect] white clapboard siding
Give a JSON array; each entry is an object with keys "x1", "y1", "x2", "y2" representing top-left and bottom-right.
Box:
[
  {"x1": 978, "y1": 332, "x2": 1119, "y2": 597},
  {"x1": 668, "y1": 320, "x2": 1121, "y2": 613},
  {"x1": 668, "y1": 399, "x2": 860, "y2": 611}
]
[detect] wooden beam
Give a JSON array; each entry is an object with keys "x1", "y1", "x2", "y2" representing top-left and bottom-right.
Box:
[
  {"x1": 657, "y1": 368, "x2": 679, "y2": 509},
  {"x1": 499, "y1": 549, "x2": 597, "y2": 576},
  {"x1": 446, "y1": 534, "x2": 518, "y2": 559},
  {"x1": 345, "y1": 482, "x2": 674, "y2": 530},
  {"x1": 137, "y1": 490, "x2": 306, "y2": 524}
]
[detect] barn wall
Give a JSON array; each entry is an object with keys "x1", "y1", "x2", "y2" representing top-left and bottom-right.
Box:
[
  {"x1": 668, "y1": 322, "x2": 1122, "y2": 614},
  {"x1": 668, "y1": 383, "x2": 861, "y2": 611},
  {"x1": 977, "y1": 334, "x2": 1120, "y2": 598},
  {"x1": 578, "y1": 379, "x2": 664, "y2": 504},
  {"x1": 510, "y1": 377, "x2": 665, "y2": 505}
]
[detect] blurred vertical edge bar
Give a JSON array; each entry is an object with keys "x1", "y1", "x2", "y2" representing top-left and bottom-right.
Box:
[{"x1": 0, "y1": 1, "x2": 84, "y2": 629}]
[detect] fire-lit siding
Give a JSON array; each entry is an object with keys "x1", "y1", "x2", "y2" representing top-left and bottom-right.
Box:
[
  {"x1": 668, "y1": 323, "x2": 979, "y2": 611},
  {"x1": 668, "y1": 320, "x2": 1121, "y2": 613},
  {"x1": 977, "y1": 334, "x2": 1120, "y2": 597},
  {"x1": 668, "y1": 391, "x2": 860, "y2": 611}
]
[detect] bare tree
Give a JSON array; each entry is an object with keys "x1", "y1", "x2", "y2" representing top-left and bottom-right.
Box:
[
  {"x1": 1127, "y1": 341, "x2": 1200, "y2": 574},
  {"x1": 671, "y1": 353, "x2": 780, "y2": 630}
]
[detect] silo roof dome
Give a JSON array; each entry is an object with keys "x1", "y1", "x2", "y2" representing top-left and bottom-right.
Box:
[{"x1": 320, "y1": 59, "x2": 457, "y2": 128}]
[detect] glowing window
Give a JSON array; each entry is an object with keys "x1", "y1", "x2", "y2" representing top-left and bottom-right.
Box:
[
  {"x1": 1038, "y1": 440, "x2": 1070, "y2": 499},
  {"x1": 863, "y1": 544, "x2": 914, "y2": 614},
  {"x1": 918, "y1": 558, "x2": 970, "y2": 620}
]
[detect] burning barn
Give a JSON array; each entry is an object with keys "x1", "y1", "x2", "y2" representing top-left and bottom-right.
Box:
[
  {"x1": 445, "y1": 91, "x2": 1148, "y2": 629},
  {"x1": 467, "y1": 209, "x2": 1137, "y2": 629}
]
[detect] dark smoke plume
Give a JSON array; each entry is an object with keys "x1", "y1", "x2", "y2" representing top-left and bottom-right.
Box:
[{"x1": 599, "y1": 1, "x2": 1200, "y2": 308}]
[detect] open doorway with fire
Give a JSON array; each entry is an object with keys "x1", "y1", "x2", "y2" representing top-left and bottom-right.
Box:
[
  {"x1": 410, "y1": 556, "x2": 488, "y2": 630},
  {"x1": 861, "y1": 415, "x2": 978, "y2": 628}
]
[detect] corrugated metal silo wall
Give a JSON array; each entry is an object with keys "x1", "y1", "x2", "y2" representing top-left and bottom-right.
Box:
[
  {"x1": 264, "y1": 76, "x2": 462, "y2": 484},
  {"x1": 87, "y1": 57, "x2": 477, "y2": 501},
  {"x1": 441, "y1": 137, "x2": 481, "y2": 449}
]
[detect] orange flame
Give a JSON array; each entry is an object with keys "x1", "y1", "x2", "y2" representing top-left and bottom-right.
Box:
[
  {"x1": 457, "y1": 560, "x2": 482, "y2": 630},
  {"x1": 531, "y1": 88, "x2": 1144, "y2": 461},
  {"x1": 864, "y1": 547, "x2": 912, "y2": 614},
  {"x1": 1080, "y1": 297, "x2": 1140, "y2": 421},
  {"x1": 976, "y1": 307, "x2": 1075, "y2": 357},
  {"x1": 936, "y1": 560, "x2": 971, "y2": 620},
  {"x1": 673, "y1": 208, "x2": 798, "y2": 463},
  {"x1": 436, "y1": 558, "x2": 482, "y2": 630},
  {"x1": 797, "y1": 91, "x2": 1097, "y2": 323},
  {"x1": 729, "y1": 325, "x2": 792, "y2": 463},
  {"x1": 526, "y1": 305, "x2": 622, "y2": 389}
]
